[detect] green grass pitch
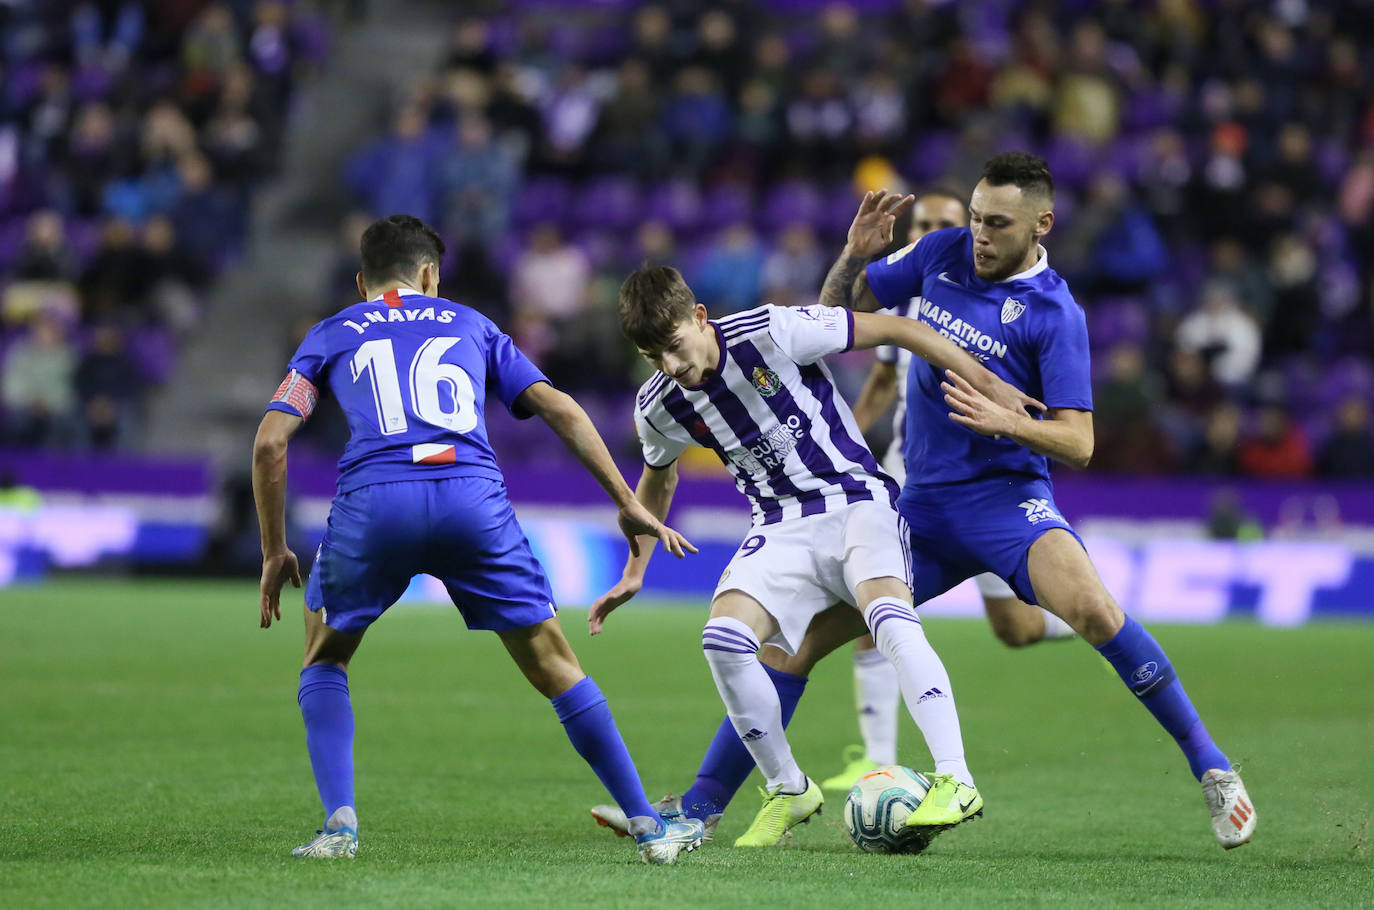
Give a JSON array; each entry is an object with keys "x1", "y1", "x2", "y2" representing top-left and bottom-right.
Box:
[{"x1": 3, "y1": 578, "x2": 1372, "y2": 908}]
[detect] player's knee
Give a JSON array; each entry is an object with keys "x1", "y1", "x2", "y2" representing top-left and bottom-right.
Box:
[
  {"x1": 1060, "y1": 594, "x2": 1121, "y2": 645},
  {"x1": 989, "y1": 618, "x2": 1037, "y2": 649},
  {"x1": 701, "y1": 617, "x2": 760, "y2": 667}
]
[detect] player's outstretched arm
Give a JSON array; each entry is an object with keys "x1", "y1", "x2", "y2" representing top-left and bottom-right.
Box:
[
  {"x1": 818, "y1": 189, "x2": 913, "y2": 313},
  {"x1": 941, "y1": 370, "x2": 1094, "y2": 467},
  {"x1": 516, "y1": 382, "x2": 696, "y2": 561},
  {"x1": 588, "y1": 463, "x2": 680, "y2": 635},
  {"x1": 252, "y1": 410, "x2": 304, "y2": 629},
  {"x1": 851, "y1": 361, "x2": 900, "y2": 434},
  {"x1": 852, "y1": 311, "x2": 1046, "y2": 416}
]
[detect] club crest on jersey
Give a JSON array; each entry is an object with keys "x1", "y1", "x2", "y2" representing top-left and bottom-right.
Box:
[
  {"x1": 1001, "y1": 297, "x2": 1026, "y2": 324},
  {"x1": 752, "y1": 366, "x2": 783, "y2": 397}
]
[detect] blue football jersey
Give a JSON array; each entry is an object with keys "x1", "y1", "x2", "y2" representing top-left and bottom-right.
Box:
[
  {"x1": 266, "y1": 288, "x2": 548, "y2": 493},
  {"x1": 865, "y1": 227, "x2": 1093, "y2": 488}
]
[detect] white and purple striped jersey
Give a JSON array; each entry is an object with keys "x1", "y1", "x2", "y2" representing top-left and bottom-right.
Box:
[{"x1": 634, "y1": 304, "x2": 899, "y2": 526}]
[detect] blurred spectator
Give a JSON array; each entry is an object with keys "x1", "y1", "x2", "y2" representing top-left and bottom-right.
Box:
[
  {"x1": 761, "y1": 222, "x2": 824, "y2": 308},
  {"x1": 1318, "y1": 396, "x2": 1374, "y2": 478},
  {"x1": 508, "y1": 222, "x2": 590, "y2": 359},
  {"x1": 1186, "y1": 403, "x2": 1242, "y2": 475},
  {"x1": 79, "y1": 218, "x2": 151, "y2": 324},
  {"x1": 1237, "y1": 404, "x2": 1313, "y2": 478},
  {"x1": 1206, "y1": 490, "x2": 1264, "y2": 541},
  {"x1": 691, "y1": 222, "x2": 763, "y2": 316},
  {"x1": 1092, "y1": 343, "x2": 1171, "y2": 472},
  {"x1": 74, "y1": 325, "x2": 143, "y2": 450},
  {"x1": 13, "y1": 211, "x2": 77, "y2": 282},
  {"x1": 1053, "y1": 20, "x2": 1122, "y2": 145},
  {"x1": 346, "y1": 105, "x2": 440, "y2": 224},
  {"x1": 632, "y1": 220, "x2": 677, "y2": 269},
  {"x1": 441, "y1": 115, "x2": 520, "y2": 248},
  {"x1": 2, "y1": 315, "x2": 78, "y2": 447},
  {"x1": 538, "y1": 66, "x2": 601, "y2": 173},
  {"x1": 1262, "y1": 234, "x2": 1321, "y2": 361},
  {"x1": 324, "y1": 212, "x2": 372, "y2": 313},
  {"x1": 661, "y1": 67, "x2": 732, "y2": 176},
  {"x1": 171, "y1": 153, "x2": 243, "y2": 277},
  {"x1": 1174, "y1": 282, "x2": 1261, "y2": 388},
  {"x1": 594, "y1": 59, "x2": 664, "y2": 176}
]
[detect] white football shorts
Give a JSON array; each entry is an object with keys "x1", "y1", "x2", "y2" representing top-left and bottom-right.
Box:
[
  {"x1": 883, "y1": 441, "x2": 1016, "y2": 602},
  {"x1": 712, "y1": 499, "x2": 911, "y2": 655}
]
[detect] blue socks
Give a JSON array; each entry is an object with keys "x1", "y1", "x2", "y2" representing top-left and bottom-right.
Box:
[
  {"x1": 1096, "y1": 616, "x2": 1230, "y2": 779},
  {"x1": 552, "y1": 676, "x2": 658, "y2": 826},
  {"x1": 682, "y1": 664, "x2": 808, "y2": 821},
  {"x1": 298, "y1": 664, "x2": 355, "y2": 821}
]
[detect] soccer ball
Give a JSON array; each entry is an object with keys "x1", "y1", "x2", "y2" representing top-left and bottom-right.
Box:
[{"x1": 844, "y1": 765, "x2": 935, "y2": 854}]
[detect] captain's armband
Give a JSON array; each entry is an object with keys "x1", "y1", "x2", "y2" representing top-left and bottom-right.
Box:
[{"x1": 269, "y1": 370, "x2": 319, "y2": 420}]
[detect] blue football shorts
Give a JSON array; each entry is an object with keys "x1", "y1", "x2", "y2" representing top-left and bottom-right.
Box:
[
  {"x1": 305, "y1": 477, "x2": 556, "y2": 635},
  {"x1": 898, "y1": 474, "x2": 1085, "y2": 606}
]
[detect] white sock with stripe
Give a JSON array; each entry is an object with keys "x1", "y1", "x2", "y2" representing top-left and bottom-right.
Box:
[
  {"x1": 701, "y1": 617, "x2": 806, "y2": 793},
  {"x1": 863, "y1": 598, "x2": 973, "y2": 786},
  {"x1": 854, "y1": 647, "x2": 900, "y2": 765}
]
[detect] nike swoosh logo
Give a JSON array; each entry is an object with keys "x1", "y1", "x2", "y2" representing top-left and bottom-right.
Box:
[
  {"x1": 958, "y1": 797, "x2": 977, "y2": 812},
  {"x1": 938, "y1": 272, "x2": 959, "y2": 285}
]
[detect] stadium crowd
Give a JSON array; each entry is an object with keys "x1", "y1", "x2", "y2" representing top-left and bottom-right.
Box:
[
  {"x1": 0, "y1": 0, "x2": 327, "y2": 449},
  {"x1": 331, "y1": 0, "x2": 1374, "y2": 479},
  {"x1": 4, "y1": 0, "x2": 1374, "y2": 482}
]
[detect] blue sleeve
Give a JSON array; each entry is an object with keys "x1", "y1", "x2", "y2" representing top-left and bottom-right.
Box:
[
  {"x1": 265, "y1": 322, "x2": 329, "y2": 418},
  {"x1": 486, "y1": 326, "x2": 550, "y2": 419},
  {"x1": 1037, "y1": 302, "x2": 1094, "y2": 411},
  {"x1": 864, "y1": 235, "x2": 935, "y2": 310}
]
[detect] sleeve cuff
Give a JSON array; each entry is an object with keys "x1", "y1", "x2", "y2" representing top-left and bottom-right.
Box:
[
  {"x1": 644, "y1": 457, "x2": 679, "y2": 471},
  {"x1": 265, "y1": 401, "x2": 304, "y2": 419},
  {"x1": 842, "y1": 309, "x2": 856, "y2": 352},
  {"x1": 507, "y1": 377, "x2": 549, "y2": 419}
]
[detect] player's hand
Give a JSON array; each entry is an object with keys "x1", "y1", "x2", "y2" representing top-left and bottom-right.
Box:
[
  {"x1": 589, "y1": 574, "x2": 643, "y2": 635},
  {"x1": 845, "y1": 189, "x2": 916, "y2": 259},
  {"x1": 978, "y1": 372, "x2": 1046, "y2": 417},
  {"x1": 943, "y1": 369, "x2": 1024, "y2": 440},
  {"x1": 259, "y1": 549, "x2": 301, "y2": 629},
  {"x1": 616, "y1": 501, "x2": 699, "y2": 558}
]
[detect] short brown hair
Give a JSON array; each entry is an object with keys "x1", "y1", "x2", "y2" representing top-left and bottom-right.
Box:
[{"x1": 618, "y1": 265, "x2": 698, "y2": 349}]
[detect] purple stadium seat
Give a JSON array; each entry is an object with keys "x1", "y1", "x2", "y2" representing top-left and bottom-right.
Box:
[
  {"x1": 644, "y1": 180, "x2": 703, "y2": 235},
  {"x1": 573, "y1": 177, "x2": 640, "y2": 231},
  {"x1": 127, "y1": 327, "x2": 176, "y2": 385},
  {"x1": 823, "y1": 183, "x2": 861, "y2": 238},
  {"x1": 1043, "y1": 136, "x2": 1098, "y2": 191},
  {"x1": 904, "y1": 131, "x2": 955, "y2": 184},
  {"x1": 760, "y1": 181, "x2": 824, "y2": 233},
  {"x1": 512, "y1": 176, "x2": 573, "y2": 230},
  {"x1": 1087, "y1": 297, "x2": 1150, "y2": 348},
  {"x1": 571, "y1": 228, "x2": 617, "y2": 270},
  {"x1": 701, "y1": 184, "x2": 754, "y2": 230}
]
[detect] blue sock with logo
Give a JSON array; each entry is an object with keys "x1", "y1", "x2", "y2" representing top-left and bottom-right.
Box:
[
  {"x1": 298, "y1": 664, "x2": 355, "y2": 822},
  {"x1": 552, "y1": 676, "x2": 658, "y2": 829},
  {"x1": 682, "y1": 665, "x2": 808, "y2": 822},
  {"x1": 1096, "y1": 616, "x2": 1230, "y2": 780}
]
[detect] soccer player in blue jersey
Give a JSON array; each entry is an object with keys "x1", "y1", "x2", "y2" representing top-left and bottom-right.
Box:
[
  {"x1": 810, "y1": 152, "x2": 1256, "y2": 848},
  {"x1": 586, "y1": 264, "x2": 1043, "y2": 847},
  {"x1": 819, "y1": 187, "x2": 1075, "y2": 794},
  {"x1": 251, "y1": 214, "x2": 706, "y2": 863}
]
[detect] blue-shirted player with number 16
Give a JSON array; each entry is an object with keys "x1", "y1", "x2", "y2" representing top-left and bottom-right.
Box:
[{"x1": 251, "y1": 214, "x2": 705, "y2": 863}]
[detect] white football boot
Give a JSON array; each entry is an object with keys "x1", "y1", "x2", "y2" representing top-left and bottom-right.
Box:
[
  {"x1": 591, "y1": 793, "x2": 721, "y2": 844},
  {"x1": 291, "y1": 806, "x2": 359, "y2": 858},
  {"x1": 1201, "y1": 769, "x2": 1256, "y2": 849}
]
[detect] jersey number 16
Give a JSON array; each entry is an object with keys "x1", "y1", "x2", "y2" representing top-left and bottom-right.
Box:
[{"x1": 350, "y1": 336, "x2": 477, "y2": 435}]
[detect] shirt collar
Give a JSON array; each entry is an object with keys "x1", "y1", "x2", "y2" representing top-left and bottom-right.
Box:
[
  {"x1": 999, "y1": 245, "x2": 1049, "y2": 283},
  {"x1": 368, "y1": 287, "x2": 424, "y2": 302}
]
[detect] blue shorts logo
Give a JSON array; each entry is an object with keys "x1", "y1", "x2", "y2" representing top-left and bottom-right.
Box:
[
  {"x1": 1132, "y1": 661, "x2": 1158, "y2": 686},
  {"x1": 1018, "y1": 498, "x2": 1062, "y2": 524}
]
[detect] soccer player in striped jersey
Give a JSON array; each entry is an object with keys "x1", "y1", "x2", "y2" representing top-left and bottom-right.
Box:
[
  {"x1": 587, "y1": 264, "x2": 1042, "y2": 847},
  {"x1": 819, "y1": 187, "x2": 1075, "y2": 794},
  {"x1": 252, "y1": 215, "x2": 705, "y2": 863},
  {"x1": 814, "y1": 153, "x2": 1256, "y2": 849}
]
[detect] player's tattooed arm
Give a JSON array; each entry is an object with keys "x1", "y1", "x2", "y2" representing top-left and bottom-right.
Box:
[
  {"x1": 941, "y1": 370, "x2": 1094, "y2": 467},
  {"x1": 252, "y1": 409, "x2": 304, "y2": 629},
  {"x1": 589, "y1": 463, "x2": 680, "y2": 635},
  {"x1": 820, "y1": 189, "x2": 915, "y2": 313}
]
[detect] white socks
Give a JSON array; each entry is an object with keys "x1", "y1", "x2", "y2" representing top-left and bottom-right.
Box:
[
  {"x1": 701, "y1": 617, "x2": 806, "y2": 792},
  {"x1": 863, "y1": 598, "x2": 974, "y2": 786},
  {"x1": 1041, "y1": 608, "x2": 1076, "y2": 640},
  {"x1": 853, "y1": 648, "x2": 899, "y2": 765}
]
